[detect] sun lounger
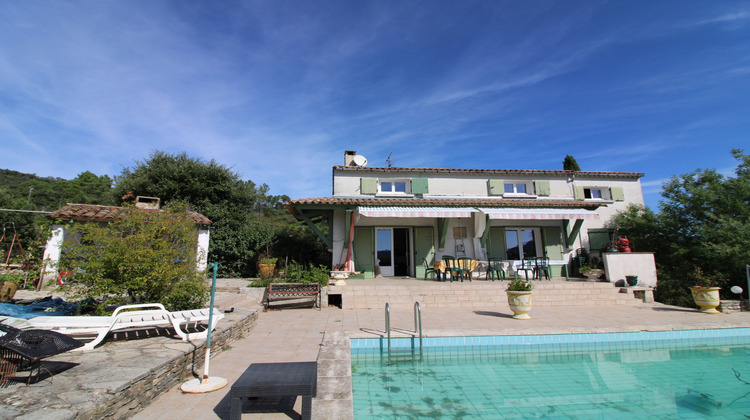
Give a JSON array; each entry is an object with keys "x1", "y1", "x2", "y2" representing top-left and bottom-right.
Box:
[{"x1": 21, "y1": 303, "x2": 224, "y2": 350}]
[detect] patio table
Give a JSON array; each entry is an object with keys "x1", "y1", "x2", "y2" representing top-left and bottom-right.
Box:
[
  {"x1": 230, "y1": 361, "x2": 317, "y2": 420},
  {"x1": 433, "y1": 259, "x2": 478, "y2": 281}
]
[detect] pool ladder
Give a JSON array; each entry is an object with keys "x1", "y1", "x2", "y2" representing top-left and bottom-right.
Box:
[{"x1": 384, "y1": 302, "x2": 423, "y2": 360}]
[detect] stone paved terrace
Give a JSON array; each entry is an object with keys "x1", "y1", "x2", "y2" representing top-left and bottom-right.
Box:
[{"x1": 2, "y1": 278, "x2": 750, "y2": 419}]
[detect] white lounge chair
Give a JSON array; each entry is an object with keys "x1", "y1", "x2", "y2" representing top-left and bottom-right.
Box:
[{"x1": 23, "y1": 303, "x2": 224, "y2": 350}]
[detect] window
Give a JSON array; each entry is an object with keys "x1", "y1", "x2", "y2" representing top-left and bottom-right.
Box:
[
  {"x1": 379, "y1": 180, "x2": 409, "y2": 194},
  {"x1": 505, "y1": 229, "x2": 540, "y2": 260},
  {"x1": 584, "y1": 188, "x2": 603, "y2": 199},
  {"x1": 575, "y1": 186, "x2": 613, "y2": 200},
  {"x1": 504, "y1": 183, "x2": 528, "y2": 194}
]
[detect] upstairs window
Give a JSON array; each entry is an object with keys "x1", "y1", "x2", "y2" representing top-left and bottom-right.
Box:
[
  {"x1": 584, "y1": 188, "x2": 603, "y2": 199},
  {"x1": 379, "y1": 180, "x2": 409, "y2": 194},
  {"x1": 504, "y1": 183, "x2": 529, "y2": 194},
  {"x1": 575, "y1": 186, "x2": 621, "y2": 201}
]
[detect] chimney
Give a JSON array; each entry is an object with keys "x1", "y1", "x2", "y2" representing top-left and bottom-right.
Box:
[
  {"x1": 344, "y1": 150, "x2": 357, "y2": 166},
  {"x1": 135, "y1": 196, "x2": 161, "y2": 210}
]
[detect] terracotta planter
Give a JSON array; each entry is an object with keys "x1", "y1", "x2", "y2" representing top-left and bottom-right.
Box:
[
  {"x1": 507, "y1": 291, "x2": 532, "y2": 320},
  {"x1": 258, "y1": 263, "x2": 275, "y2": 278},
  {"x1": 690, "y1": 287, "x2": 721, "y2": 314}
]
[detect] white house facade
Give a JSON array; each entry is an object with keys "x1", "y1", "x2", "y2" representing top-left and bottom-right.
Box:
[{"x1": 286, "y1": 151, "x2": 645, "y2": 280}]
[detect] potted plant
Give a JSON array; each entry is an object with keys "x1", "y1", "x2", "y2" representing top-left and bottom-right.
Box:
[
  {"x1": 258, "y1": 256, "x2": 277, "y2": 278},
  {"x1": 580, "y1": 263, "x2": 604, "y2": 280},
  {"x1": 688, "y1": 266, "x2": 721, "y2": 314},
  {"x1": 506, "y1": 278, "x2": 533, "y2": 320}
]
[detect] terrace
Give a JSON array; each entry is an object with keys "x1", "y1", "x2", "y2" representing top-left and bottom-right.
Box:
[{"x1": 1, "y1": 278, "x2": 749, "y2": 419}]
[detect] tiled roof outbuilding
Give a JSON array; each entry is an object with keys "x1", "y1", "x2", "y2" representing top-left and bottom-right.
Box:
[{"x1": 47, "y1": 204, "x2": 212, "y2": 225}]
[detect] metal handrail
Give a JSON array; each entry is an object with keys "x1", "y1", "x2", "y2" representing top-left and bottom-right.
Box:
[
  {"x1": 414, "y1": 301, "x2": 423, "y2": 351},
  {"x1": 385, "y1": 302, "x2": 391, "y2": 353}
]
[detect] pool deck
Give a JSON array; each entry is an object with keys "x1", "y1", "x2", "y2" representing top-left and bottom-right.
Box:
[
  {"x1": 3, "y1": 278, "x2": 750, "y2": 419},
  {"x1": 132, "y1": 280, "x2": 750, "y2": 420}
]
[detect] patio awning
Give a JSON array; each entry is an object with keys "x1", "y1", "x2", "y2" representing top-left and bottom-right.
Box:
[
  {"x1": 477, "y1": 207, "x2": 599, "y2": 220},
  {"x1": 357, "y1": 206, "x2": 477, "y2": 218}
]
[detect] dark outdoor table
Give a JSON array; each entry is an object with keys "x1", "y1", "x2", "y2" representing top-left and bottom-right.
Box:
[{"x1": 230, "y1": 361, "x2": 317, "y2": 420}]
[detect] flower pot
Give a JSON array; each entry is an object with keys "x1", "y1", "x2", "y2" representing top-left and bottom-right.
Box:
[
  {"x1": 582, "y1": 269, "x2": 604, "y2": 280},
  {"x1": 258, "y1": 263, "x2": 275, "y2": 278},
  {"x1": 330, "y1": 271, "x2": 350, "y2": 280},
  {"x1": 626, "y1": 275, "x2": 638, "y2": 286},
  {"x1": 506, "y1": 290, "x2": 532, "y2": 320},
  {"x1": 690, "y1": 287, "x2": 721, "y2": 314}
]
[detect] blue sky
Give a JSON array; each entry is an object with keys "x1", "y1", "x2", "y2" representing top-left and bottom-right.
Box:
[{"x1": 1, "y1": 1, "x2": 748, "y2": 210}]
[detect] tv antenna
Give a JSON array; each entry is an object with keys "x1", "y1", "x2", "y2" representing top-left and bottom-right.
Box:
[{"x1": 386, "y1": 153, "x2": 392, "y2": 168}]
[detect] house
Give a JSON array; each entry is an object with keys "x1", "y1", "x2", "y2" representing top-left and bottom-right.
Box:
[
  {"x1": 42, "y1": 198, "x2": 212, "y2": 283},
  {"x1": 286, "y1": 151, "x2": 645, "y2": 279}
]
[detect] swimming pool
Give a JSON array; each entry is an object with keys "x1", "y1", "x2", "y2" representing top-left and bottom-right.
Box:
[{"x1": 351, "y1": 329, "x2": 750, "y2": 419}]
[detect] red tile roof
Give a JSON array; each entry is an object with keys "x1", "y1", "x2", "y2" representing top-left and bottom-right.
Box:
[
  {"x1": 286, "y1": 197, "x2": 601, "y2": 209},
  {"x1": 333, "y1": 166, "x2": 644, "y2": 178},
  {"x1": 47, "y1": 204, "x2": 212, "y2": 225}
]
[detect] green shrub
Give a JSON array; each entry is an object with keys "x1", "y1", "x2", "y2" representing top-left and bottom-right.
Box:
[
  {"x1": 507, "y1": 278, "x2": 533, "y2": 292},
  {"x1": 284, "y1": 261, "x2": 330, "y2": 287},
  {"x1": 250, "y1": 278, "x2": 272, "y2": 288},
  {"x1": 0, "y1": 272, "x2": 26, "y2": 286},
  {"x1": 59, "y1": 204, "x2": 209, "y2": 311}
]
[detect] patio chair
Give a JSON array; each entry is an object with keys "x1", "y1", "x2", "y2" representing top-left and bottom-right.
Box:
[
  {"x1": 423, "y1": 259, "x2": 438, "y2": 280},
  {"x1": 517, "y1": 259, "x2": 536, "y2": 280},
  {"x1": 0, "y1": 323, "x2": 84, "y2": 385},
  {"x1": 442, "y1": 256, "x2": 463, "y2": 282},
  {"x1": 24, "y1": 303, "x2": 224, "y2": 350},
  {"x1": 534, "y1": 256, "x2": 551, "y2": 280},
  {"x1": 487, "y1": 258, "x2": 506, "y2": 281},
  {"x1": 457, "y1": 258, "x2": 474, "y2": 281}
]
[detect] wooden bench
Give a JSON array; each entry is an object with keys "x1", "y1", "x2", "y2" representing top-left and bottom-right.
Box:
[{"x1": 266, "y1": 283, "x2": 321, "y2": 311}]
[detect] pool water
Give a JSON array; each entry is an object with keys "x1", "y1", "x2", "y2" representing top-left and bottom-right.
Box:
[{"x1": 351, "y1": 329, "x2": 750, "y2": 419}]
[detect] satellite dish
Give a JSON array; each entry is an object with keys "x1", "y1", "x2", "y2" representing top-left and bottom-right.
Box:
[{"x1": 352, "y1": 155, "x2": 368, "y2": 167}]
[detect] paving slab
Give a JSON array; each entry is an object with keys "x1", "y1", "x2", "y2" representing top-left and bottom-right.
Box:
[{"x1": 132, "y1": 298, "x2": 750, "y2": 420}]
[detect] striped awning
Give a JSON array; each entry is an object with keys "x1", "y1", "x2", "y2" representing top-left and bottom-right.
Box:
[
  {"x1": 357, "y1": 206, "x2": 477, "y2": 218},
  {"x1": 477, "y1": 207, "x2": 599, "y2": 220}
]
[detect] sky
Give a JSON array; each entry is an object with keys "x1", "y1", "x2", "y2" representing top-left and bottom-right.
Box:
[{"x1": 1, "y1": 1, "x2": 748, "y2": 210}]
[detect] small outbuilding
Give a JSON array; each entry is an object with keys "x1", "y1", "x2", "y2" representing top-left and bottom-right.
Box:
[{"x1": 42, "y1": 198, "x2": 212, "y2": 283}]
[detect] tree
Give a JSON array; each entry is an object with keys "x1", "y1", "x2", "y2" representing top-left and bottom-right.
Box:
[
  {"x1": 610, "y1": 149, "x2": 750, "y2": 306},
  {"x1": 60, "y1": 205, "x2": 208, "y2": 311},
  {"x1": 563, "y1": 155, "x2": 581, "y2": 171},
  {"x1": 112, "y1": 151, "x2": 294, "y2": 277}
]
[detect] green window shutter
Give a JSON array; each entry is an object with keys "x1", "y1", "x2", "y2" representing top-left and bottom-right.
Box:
[
  {"x1": 360, "y1": 178, "x2": 377, "y2": 195},
  {"x1": 611, "y1": 186, "x2": 625, "y2": 201},
  {"x1": 574, "y1": 186, "x2": 584, "y2": 200},
  {"x1": 411, "y1": 178, "x2": 429, "y2": 194},
  {"x1": 488, "y1": 179, "x2": 504, "y2": 196},
  {"x1": 487, "y1": 227, "x2": 507, "y2": 259},
  {"x1": 354, "y1": 227, "x2": 375, "y2": 278},
  {"x1": 534, "y1": 180, "x2": 551, "y2": 196}
]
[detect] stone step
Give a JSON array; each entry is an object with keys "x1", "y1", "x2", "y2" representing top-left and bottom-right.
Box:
[{"x1": 328, "y1": 280, "x2": 642, "y2": 310}]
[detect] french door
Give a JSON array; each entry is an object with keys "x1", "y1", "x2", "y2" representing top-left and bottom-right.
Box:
[
  {"x1": 505, "y1": 228, "x2": 541, "y2": 260},
  {"x1": 376, "y1": 228, "x2": 394, "y2": 277},
  {"x1": 376, "y1": 228, "x2": 411, "y2": 277}
]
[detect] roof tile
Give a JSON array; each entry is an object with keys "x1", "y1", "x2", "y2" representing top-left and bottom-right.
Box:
[
  {"x1": 48, "y1": 204, "x2": 212, "y2": 225},
  {"x1": 286, "y1": 197, "x2": 601, "y2": 209}
]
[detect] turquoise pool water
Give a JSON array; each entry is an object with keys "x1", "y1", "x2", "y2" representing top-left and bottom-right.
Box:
[{"x1": 351, "y1": 329, "x2": 750, "y2": 419}]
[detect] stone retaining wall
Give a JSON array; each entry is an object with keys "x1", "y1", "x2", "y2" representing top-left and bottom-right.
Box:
[{"x1": 104, "y1": 310, "x2": 259, "y2": 419}]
